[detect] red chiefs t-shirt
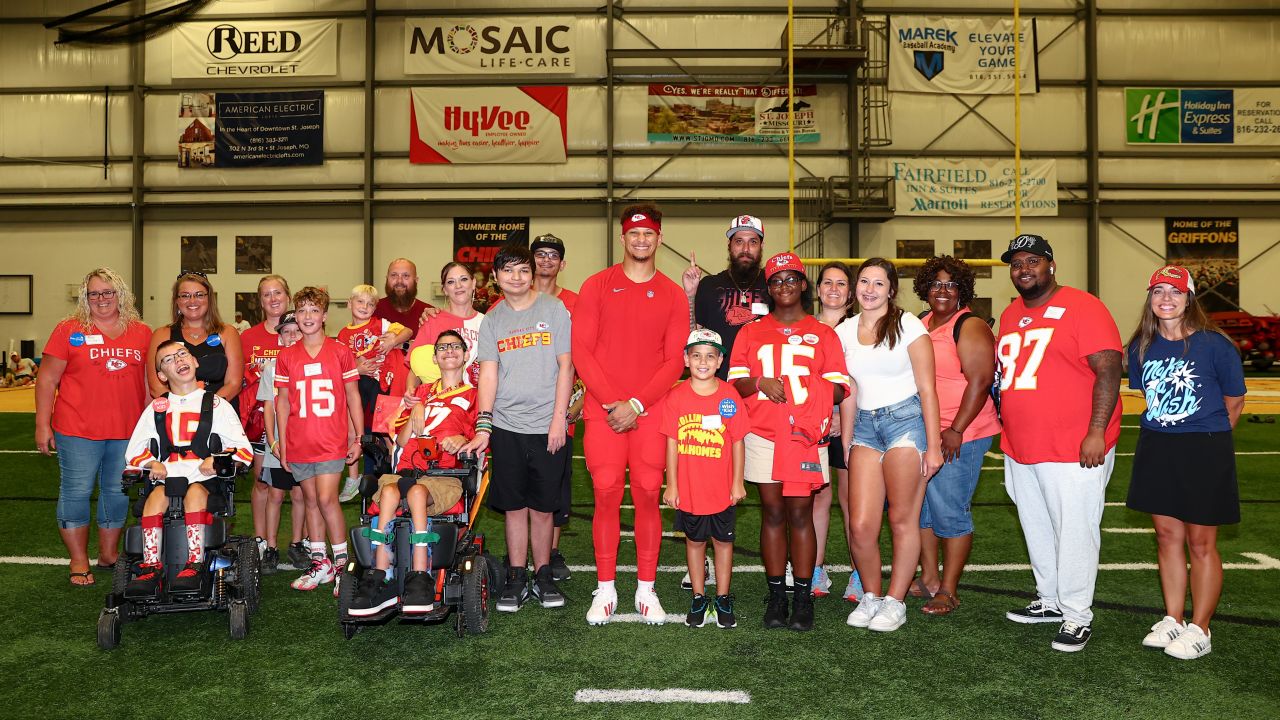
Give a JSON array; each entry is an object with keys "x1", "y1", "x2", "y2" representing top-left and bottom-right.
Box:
[
  {"x1": 274, "y1": 338, "x2": 359, "y2": 463},
  {"x1": 727, "y1": 315, "x2": 850, "y2": 441},
  {"x1": 238, "y1": 322, "x2": 282, "y2": 428},
  {"x1": 997, "y1": 286, "x2": 1123, "y2": 464},
  {"x1": 42, "y1": 319, "x2": 151, "y2": 440},
  {"x1": 336, "y1": 316, "x2": 404, "y2": 384},
  {"x1": 660, "y1": 380, "x2": 751, "y2": 515},
  {"x1": 392, "y1": 382, "x2": 477, "y2": 472}
]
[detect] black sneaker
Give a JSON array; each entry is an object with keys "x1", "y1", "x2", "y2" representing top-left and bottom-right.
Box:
[
  {"x1": 686, "y1": 594, "x2": 711, "y2": 627},
  {"x1": 714, "y1": 594, "x2": 737, "y2": 629},
  {"x1": 1051, "y1": 621, "x2": 1092, "y2": 652},
  {"x1": 261, "y1": 547, "x2": 280, "y2": 576},
  {"x1": 170, "y1": 562, "x2": 202, "y2": 593},
  {"x1": 531, "y1": 565, "x2": 566, "y2": 608},
  {"x1": 287, "y1": 541, "x2": 309, "y2": 569},
  {"x1": 1007, "y1": 599, "x2": 1065, "y2": 624},
  {"x1": 401, "y1": 571, "x2": 435, "y2": 614},
  {"x1": 126, "y1": 562, "x2": 163, "y2": 597},
  {"x1": 763, "y1": 591, "x2": 789, "y2": 629},
  {"x1": 496, "y1": 566, "x2": 530, "y2": 613},
  {"x1": 549, "y1": 550, "x2": 571, "y2": 582},
  {"x1": 789, "y1": 591, "x2": 815, "y2": 632},
  {"x1": 349, "y1": 569, "x2": 399, "y2": 617}
]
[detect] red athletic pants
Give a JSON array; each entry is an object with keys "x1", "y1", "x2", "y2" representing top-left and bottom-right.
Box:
[{"x1": 585, "y1": 413, "x2": 665, "y2": 582}]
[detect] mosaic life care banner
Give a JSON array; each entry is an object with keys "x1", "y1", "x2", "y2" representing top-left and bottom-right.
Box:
[{"x1": 404, "y1": 18, "x2": 576, "y2": 75}]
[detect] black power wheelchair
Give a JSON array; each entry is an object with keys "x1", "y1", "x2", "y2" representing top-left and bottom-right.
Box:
[
  {"x1": 336, "y1": 434, "x2": 501, "y2": 638},
  {"x1": 97, "y1": 438, "x2": 261, "y2": 650}
]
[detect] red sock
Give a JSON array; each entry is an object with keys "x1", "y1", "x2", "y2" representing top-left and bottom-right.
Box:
[
  {"x1": 184, "y1": 511, "x2": 213, "y2": 564},
  {"x1": 141, "y1": 514, "x2": 163, "y2": 564}
]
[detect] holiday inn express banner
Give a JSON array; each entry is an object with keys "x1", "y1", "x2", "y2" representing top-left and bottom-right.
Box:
[
  {"x1": 409, "y1": 87, "x2": 568, "y2": 164},
  {"x1": 172, "y1": 20, "x2": 337, "y2": 78},
  {"x1": 1126, "y1": 88, "x2": 1280, "y2": 145},
  {"x1": 892, "y1": 158, "x2": 1058, "y2": 216},
  {"x1": 889, "y1": 16, "x2": 1038, "y2": 95}
]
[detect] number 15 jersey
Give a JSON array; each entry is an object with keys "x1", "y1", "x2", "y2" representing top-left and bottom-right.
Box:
[
  {"x1": 275, "y1": 338, "x2": 359, "y2": 463},
  {"x1": 996, "y1": 286, "x2": 1122, "y2": 465}
]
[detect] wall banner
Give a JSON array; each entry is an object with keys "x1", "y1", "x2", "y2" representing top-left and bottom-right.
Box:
[
  {"x1": 891, "y1": 158, "x2": 1058, "y2": 216},
  {"x1": 172, "y1": 20, "x2": 337, "y2": 78},
  {"x1": 1126, "y1": 88, "x2": 1280, "y2": 145},
  {"x1": 179, "y1": 90, "x2": 324, "y2": 168},
  {"x1": 1164, "y1": 217, "x2": 1240, "y2": 312},
  {"x1": 404, "y1": 19, "x2": 576, "y2": 75},
  {"x1": 409, "y1": 87, "x2": 567, "y2": 164},
  {"x1": 647, "y1": 84, "x2": 820, "y2": 144},
  {"x1": 888, "y1": 16, "x2": 1038, "y2": 95}
]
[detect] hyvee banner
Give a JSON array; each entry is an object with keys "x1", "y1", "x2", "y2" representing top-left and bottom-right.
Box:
[
  {"x1": 1165, "y1": 217, "x2": 1240, "y2": 312},
  {"x1": 172, "y1": 20, "x2": 337, "y2": 78},
  {"x1": 405, "y1": 18, "x2": 575, "y2": 75},
  {"x1": 178, "y1": 90, "x2": 323, "y2": 168},
  {"x1": 409, "y1": 87, "x2": 567, "y2": 164},
  {"x1": 892, "y1": 158, "x2": 1058, "y2": 216},
  {"x1": 1126, "y1": 88, "x2": 1280, "y2": 145},
  {"x1": 889, "y1": 16, "x2": 1038, "y2": 95},
  {"x1": 647, "y1": 84, "x2": 820, "y2": 144}
]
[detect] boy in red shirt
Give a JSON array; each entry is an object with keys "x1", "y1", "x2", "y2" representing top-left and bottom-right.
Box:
[
  {"x1": 662, "y1": 329, "x2": 749, "y2": 629},
  {"x1": 274, "y1": 287, "x2": 364, "y2": 593}
]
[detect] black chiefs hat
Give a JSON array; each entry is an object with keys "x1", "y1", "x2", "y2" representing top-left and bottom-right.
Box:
[
  {"x1": 1000, "y1": 234, "x2": 1054, "y2": 263},
  {"x1": 530, "y1": 233, "x2": 566, "y2": 259}
]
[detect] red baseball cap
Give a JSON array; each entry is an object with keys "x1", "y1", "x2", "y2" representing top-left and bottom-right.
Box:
[
  {"x1": 1148, "y1": 265, "x2": 1195, "y2": 294},
  {"x1": 764, "y1": 252, "x2": 806, "y2": 280}
]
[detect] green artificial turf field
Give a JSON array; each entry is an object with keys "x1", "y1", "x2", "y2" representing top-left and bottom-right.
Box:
[{"x1": 1, "y1": 413, "x2": 1277, "y2": 719}]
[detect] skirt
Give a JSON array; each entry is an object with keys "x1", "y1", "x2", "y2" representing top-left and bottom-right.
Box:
[{"x1": 1127, "y1": 427, "x2": 1239, "y2": 526}]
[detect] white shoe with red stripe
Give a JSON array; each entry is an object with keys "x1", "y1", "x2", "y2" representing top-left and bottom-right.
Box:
[
  {"x1": 586, "y1": 586, "x2": 617, "y2": 626},
  {"x1": 291, "y1": 557, "x2": 335, "y2": 591},
  {"x1": 634, "y1": 586, "x2": 666, "y2": 625}
]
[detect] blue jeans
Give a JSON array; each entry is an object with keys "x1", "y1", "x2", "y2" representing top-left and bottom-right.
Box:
[
  {"x1": 54, "y1": 433, "x2": 129, "y2": 530},
  {"x1": 852, "y1": 395, "x2": 929, "y2": 456},
  {"x1": 919, "y1": 435, "x2": 992, "y2": 538}
]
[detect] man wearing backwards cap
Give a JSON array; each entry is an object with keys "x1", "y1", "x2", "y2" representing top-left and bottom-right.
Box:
[
  {"x1": 573, "y1": 203, "x2": 689, "y2": 626},
  {"x1": 681, "y1": 215, "x2": 771, "y2": 380},
  {"x1": 996, "y1": 233, "x2": 1123, "y2": 653}
]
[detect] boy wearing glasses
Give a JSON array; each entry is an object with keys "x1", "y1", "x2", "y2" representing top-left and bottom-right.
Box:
[{"x1": 123, "y1": 340, "x2": 253, "y2": 595}]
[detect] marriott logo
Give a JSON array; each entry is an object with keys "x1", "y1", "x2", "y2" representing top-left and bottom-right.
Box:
[{"x1": 444, "y1": 106, "x2": 531, "y2": 136}]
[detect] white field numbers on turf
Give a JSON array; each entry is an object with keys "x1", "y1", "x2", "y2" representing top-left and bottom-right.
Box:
[
  {"x1": 294, "y1": 378, "x2": 334, "y2": 417},
  {"x1": 998, "y1": 327, "x2": 1055, "y2": 391},
  {"x1": 756, "y1": 344, "x2": 814, "y2": 403}
]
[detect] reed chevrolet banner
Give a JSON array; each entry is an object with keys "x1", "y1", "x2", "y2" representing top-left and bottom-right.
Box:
[
  {"x1": 409, "y1": 87, "x2": 568, "y2": 164},
  {"x1": 172, "y1": 20, "x2": 337, "y2": 78},
  {"x1": 888, "y1": 16, "x2": 1038, "y2": 95},
  {"x1": 892, "y1": 158, "x2": 1058, "y2": 216}
]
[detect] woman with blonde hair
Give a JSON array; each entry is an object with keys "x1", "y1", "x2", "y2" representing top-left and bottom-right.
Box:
[
  {"x1": 36, "y1": 268, "x2": 151, "y2": 585},
  {"x1": 146, "y1": 271, "x2": 242, "y2": 405}
]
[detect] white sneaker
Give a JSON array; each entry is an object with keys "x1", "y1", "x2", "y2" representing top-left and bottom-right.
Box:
[
  {"x1": 679, "y1": 559, "x2": 717, "y2": 591},
  {"x1": 586, "y1": 586, "x2": 618, "y2": 626},
  {"x1": 785, "y1": 561, "x2": 794, "y2": 590},
  {"x1": 1142, "y1": 616, "x2": 1185, "y2": 648},
  {"x1": 1164, "y1": 622, "x2": 1212, "y2": 660},
  {"x1": 868, "y1": 596, "x2": 907, "y2": 632},
  {"x1": 847, "y1": 592, "x2": 881, "y2": 628},
  {"x1": 339, "y1": 476, "x2": 361, "y2": 503},
  {"x1": 634, "y1": 586, "x2": 667, "y2": 625},
  {"x1": 255, "y1": 536, "x2": 267, "y2": 558},
  {"x1": 291, "y1": 557, "x2": 335, "y2": 591}
]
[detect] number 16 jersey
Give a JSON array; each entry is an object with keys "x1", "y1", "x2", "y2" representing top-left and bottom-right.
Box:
[{"x1": 275, "y1": 337, "x2": 359, "y2": 463}]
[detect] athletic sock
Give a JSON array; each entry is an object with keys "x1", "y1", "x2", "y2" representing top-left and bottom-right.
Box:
[
  {"x1": 141, "y1": 514, "x2": 163, "y2": 564},
  {"x1": 767, "y1": 575, "x2": 786, "y2": 598},
  {"x1": 308, "y1": 540, "x2": 327, "y2": 560},
  {"x1": 331, "y1": 541, "x2": 348, "y2": 567},
  {"x1": 792, "y1": 576, "x2": 812, "y2": 595},
  {"x1": 597, "y1": 579, "x2": 616, "y2": 594},
  {"x1": 637, "y1": 579, "x2": 655, "y2": 594},
  {"x1": 184, "y1": 512, "x2": 210, "y2": 564}
]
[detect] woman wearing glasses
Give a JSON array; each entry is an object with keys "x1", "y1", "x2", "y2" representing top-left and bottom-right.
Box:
[
  {"x1": 35, "y1": 268, "x2": 152, "y2": 586},
  {"x1": 406, "y1": 261, "x2": 485, "y2": 391},
  {"x1": 147, "y1": 271, "x2": 243, "y2": 407},
  {"x1": 908, "y1": 256, "x2": 1000, "y2": 616}
]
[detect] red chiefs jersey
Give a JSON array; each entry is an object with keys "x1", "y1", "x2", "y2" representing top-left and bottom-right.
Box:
[
  {"x1": 660, "y1": 380, "x2": 750, "y2": 515},
  {"x1": 274, "y1": 338, "x2": 359, "y2": 463},
  {"x1": 238, "y1": 322, "x2": 282, "y2": 433},
  {"x1": 997, "y1": 286, "x2": 1123, "y2": 464},
  {"x1": 392, "y1": 382, "x2": 477, "y2": 471},
  {"x1": 727, "y1": 315, "x2": 849, "y2": 441},
  {"x1": 337, "y1": 316, "x2": 405, "y2": 384}
]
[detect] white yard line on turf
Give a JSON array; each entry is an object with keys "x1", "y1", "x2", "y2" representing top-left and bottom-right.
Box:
[
  {"x1": 1103, "y1": 528, "x2": 1156, "y2": 534},
  {"x1": 601, "y1": 612, "x2": 689, "y2": 625},
  {"x1": 620, "y1": 530, "x2": 684, "y2": 538},
  {"x1": 574, "y1": 689, "x2": 750, "y2": 704}
]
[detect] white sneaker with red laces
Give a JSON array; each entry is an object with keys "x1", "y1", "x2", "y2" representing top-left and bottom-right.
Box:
[
  {"x1": 634, "y1": 586, "x2": 666, "y2": 625},
  {"x1": 291, "y1": 557, "x2": 335, "y2": 591}
]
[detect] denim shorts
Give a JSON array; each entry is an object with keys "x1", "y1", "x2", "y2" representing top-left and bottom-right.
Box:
[
  {"x1": 919, "y1": 435, "x2": 992, "y2": 538},
  {"x1": 290, "y1": 459, "x2": 348, "y2": 482},
  {"x1": 55, "y1": 433, "x2": 129, "y2": 530},
  {"x1": 852, "y1": 395, "x2": 928, "y2": 457}
]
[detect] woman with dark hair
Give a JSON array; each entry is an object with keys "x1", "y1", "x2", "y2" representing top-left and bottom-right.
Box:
[
  {"x1": 907, "y1": 255, "x2": 1000, "y2": 616},
  {"x1": 407, "y1": 261, "x2": 485, "y2": 391},
  {"x1": 727, "y1": 252, "x2": 850, "y2": 631},
  {"x1": 147, "y1": 271, "x2": 242, "y2": 406},
  {"x1": 36, "y1": 267, "x2": 151, "y2": 585},
  {"x1": 1126, "y1": 265, "x2": 1245, "y2": 660},
  {"x1": 837, "y1": 258, "x2": 943, "y2": 633}
]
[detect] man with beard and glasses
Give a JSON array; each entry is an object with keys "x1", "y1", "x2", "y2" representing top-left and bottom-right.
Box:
[
  {"x1": 375, "y1": 258, "x2": 434, "y2": 338},
  {"x1": 996, "y1": 234, "x2": 1122, "y2": 654},
  {"x1": 682, "y1": 215, "x2": 771, "y2": 381}
]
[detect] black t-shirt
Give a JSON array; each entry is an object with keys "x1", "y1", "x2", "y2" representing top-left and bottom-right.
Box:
[{"x1": 693, "y1": 270, "x2": 770, "y2": 379}]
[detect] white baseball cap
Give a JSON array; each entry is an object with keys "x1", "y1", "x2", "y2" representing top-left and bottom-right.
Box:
[
  {"x1": 726, "y1": 215, "x2": 764, "y2": 240},
  {"x1": 685, "y1": 328, "x2": 726, "y2": 354}
]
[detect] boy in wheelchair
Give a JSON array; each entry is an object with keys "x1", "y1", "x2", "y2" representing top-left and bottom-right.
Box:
[
  {"x1": 122, "y1": 340, "x2": 253, "y2": 595},
  {"x1": 350, "y1": 330, "x2": 477, "y2": 616}
]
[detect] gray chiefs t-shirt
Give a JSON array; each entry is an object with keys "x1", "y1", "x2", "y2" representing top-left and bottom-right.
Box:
[{"x1": 476, "y1": 292, "x2": 571, "y2": 433}]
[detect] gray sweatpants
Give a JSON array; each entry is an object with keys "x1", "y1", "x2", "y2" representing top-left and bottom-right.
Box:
[{"x1": 1004, "y1": 449, "x2": 1115, "y2": 626}]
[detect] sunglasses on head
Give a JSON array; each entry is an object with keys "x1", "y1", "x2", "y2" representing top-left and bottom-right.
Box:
[{"x1": 178, "y1": 270, "x2": 209, "y2": 280}]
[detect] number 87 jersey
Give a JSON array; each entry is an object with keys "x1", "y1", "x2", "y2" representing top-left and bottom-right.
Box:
[
  {"x1": 274, "y1": 338, "x2": 360, "y2": 464},
  {"x1": 996, "y1": 286, "x2": 1123, "y2": 464},
  {"x1": 727, "y1": 315, "x2": 850, "y2": 442}
]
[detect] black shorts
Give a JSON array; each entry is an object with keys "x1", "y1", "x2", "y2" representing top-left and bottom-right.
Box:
[
  {"x1": 486, "y1": 426, "x2": 570, "y2": 514},
  {"x1": 554, "y1": 432, "x2": 574, "y2": 527},
  {"x1": 357, "y1": 375, "x2": 381, "y2": 413},
  {"x1": 1127, "y1": 427, "x2": 1239, "y2": 526},
  {"x1": 262, "y1": 466, "x2": 298, "y2": 491},
  {"x1": 675, "y1": 506, "x2": 737, "y2": 543},
  {"x1": 823, "y1": 435, "x2": 846, "y2": 471}
]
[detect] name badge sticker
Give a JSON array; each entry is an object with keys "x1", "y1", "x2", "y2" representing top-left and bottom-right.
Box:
[
  {"x1": 1044, "y1": 306, "x2": 1066, "y2": 320},
  {"x1": 701, "y1": 415, "x2": 724, "y2": 430},
  {"x1": 750, "y1": 302, "x2": 769, "y2": 316},
  {"x1": 84, "y1": 335, "x2": 104, "y2": 346},
  {"x1": 303, "y1": 363, "x2": 322, "y2": 377},
  {"x1": 206, "y1": 333, "x2": 222, "y2": 347}
]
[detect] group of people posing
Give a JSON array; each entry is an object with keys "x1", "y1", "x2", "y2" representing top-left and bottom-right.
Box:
[{"x1": 36, "y1": 207, "x2": 1244, "y2": 660}]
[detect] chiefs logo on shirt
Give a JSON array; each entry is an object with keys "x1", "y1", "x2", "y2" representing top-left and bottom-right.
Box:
[{"x1": 105, "y1": 358, "x2": 127, "y2": 372}]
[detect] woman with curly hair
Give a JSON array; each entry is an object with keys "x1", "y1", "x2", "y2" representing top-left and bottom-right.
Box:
[
  {"x1": 36, "y1": 268, "x2": 152, "y2": 585},
  {"x1": 908, "y1": 256, "x2": 1000, "y2": 616}
]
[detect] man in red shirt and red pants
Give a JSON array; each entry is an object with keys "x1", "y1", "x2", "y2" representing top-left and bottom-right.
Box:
[{"x1": 573, "y1": 204, "x2": 689, "y2": 625}]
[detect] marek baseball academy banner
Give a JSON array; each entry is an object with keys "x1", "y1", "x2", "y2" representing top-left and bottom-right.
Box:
[
  {"x1": 172, "y1": 20, "x2": 337, "y2": 78},
  {"x1": 891, "y1": 158, "x2": 1058, "y2": 216},
  {"x1": 888, "y1": 16, "x2": 1038, "y2": 95},
  {"x1": 404, "y1": 18, "x2": 576, "y2": 75},
  {"x1": 647, "y1": 84, "x2": 820, "y2": 144},
  {"x1": 178, "y1": 90, "x2": 324, "y2": 168},
  {"x1": 409, "y1": 87, "x2": 568, "y2": 164}
]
